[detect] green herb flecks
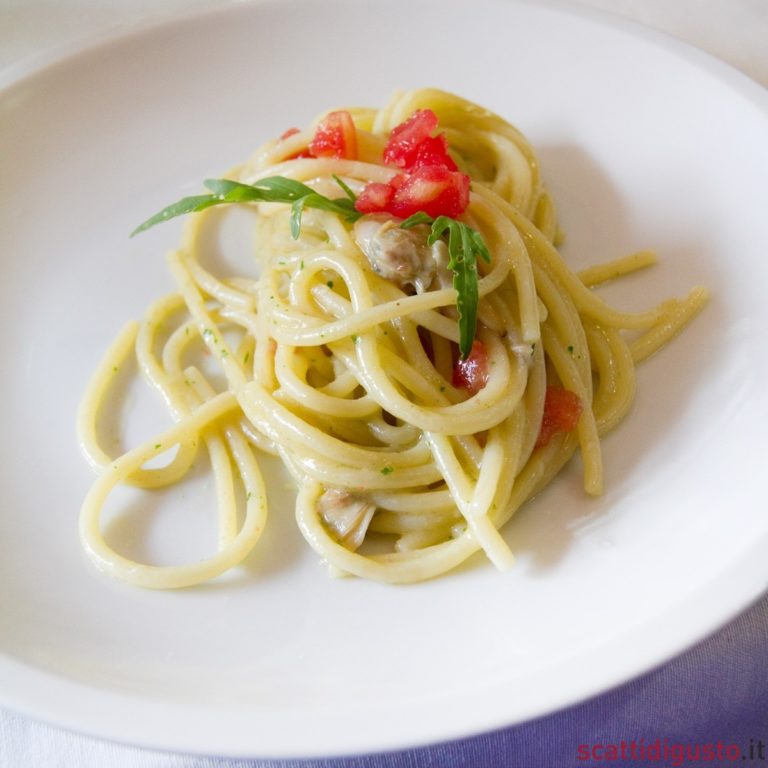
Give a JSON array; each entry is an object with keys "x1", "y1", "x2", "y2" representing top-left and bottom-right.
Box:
[{"x1": 401, "y1": 212, "x2": 490, "y2": 358}]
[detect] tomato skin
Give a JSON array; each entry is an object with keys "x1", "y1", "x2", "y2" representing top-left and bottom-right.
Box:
[
  {"x1": 388, "y1": 166, "x2": 470, "y2": 219},
  {"x1": 354, "y1": 182, "x2": 394, "y2": 214},
  {"x1": 535, "y1": 387, "x2": 583, "y2": 447},
  {"x1": 355, "y1": 109, "x2": 470, "y2": 219},
  {"x1": 452, "y1": 340, "x2": 489, "y2": 394},
  {"x1": 308, "y1": 110, "x2": 358, "y2": 160},
  {"x1": 383, "y1": 109, "x2": 439, "y2": 167},
  {"x1": 408, "y1": 134, "x2": 458, "y2": 171},
  {"x1": 354, "y1": 168, "x2": 470, "y2": 218}
]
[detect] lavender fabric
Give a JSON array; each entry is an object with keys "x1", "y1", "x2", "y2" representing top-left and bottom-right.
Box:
[{"x1": 2, "y1": 591, "x2": 766, "y2": 768}]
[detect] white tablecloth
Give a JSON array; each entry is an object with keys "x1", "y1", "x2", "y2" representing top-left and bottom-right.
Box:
[{"x1": 1, "y1": 2, "x2": 767, "y2": 766}]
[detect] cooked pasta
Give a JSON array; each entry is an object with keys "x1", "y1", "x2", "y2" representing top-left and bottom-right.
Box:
[{"x1": 77, "y1": 88, "x2": 708, "y2": 587}]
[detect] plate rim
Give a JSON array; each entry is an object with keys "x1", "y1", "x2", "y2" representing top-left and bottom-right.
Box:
[{"x1": 1, "y1": 0, "x2": 768, "y2": 757}]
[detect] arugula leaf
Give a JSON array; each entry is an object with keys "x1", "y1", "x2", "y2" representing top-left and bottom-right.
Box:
[
  {"x1": 332, "y1": 174, "x2": 357, "y2": 203},
  {"x1": 402, "y1": 213, "x2": 490, "y2": 358},
  {"x1": 399, "y1": 212, "x2": 434, "y2": 228},
  {"x1": 129, "y1": 194, "x2": 223, "y2": 236},
  {"x1": 131, "y1": 176, "x2": 361, "y2": 238}
]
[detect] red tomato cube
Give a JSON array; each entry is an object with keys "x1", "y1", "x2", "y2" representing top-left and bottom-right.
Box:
[
  {"x1": 536, "y1": 387, "x2": 583, "y2": 447},
  {"x1": 309, "y1": 110, "x2": 358, "y2": 160},
  {"x1": 452, "y1": 340, "x2": 489, "y2": 394},
  {"x1": 354, "y1": 182, "x2": 394, "y2": 214},
  {"x1": 383, "y1": 109, "x2": 439, "y2": 168},
  {"x1": 389, "y1": 166, "x2": 470, "y2": 219},
  {"x1": 408, "y1": 134, "x2": 458, "y2": 171}
]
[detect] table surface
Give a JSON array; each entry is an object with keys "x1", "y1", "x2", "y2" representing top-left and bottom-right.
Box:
[{"x1": 1, "y1": 1, "x2": 767, "y2": 766}]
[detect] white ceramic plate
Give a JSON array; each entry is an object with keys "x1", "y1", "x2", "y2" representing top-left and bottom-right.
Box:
[{"x1": 1, "y1": 0, "x2": 767, "y2": 758}]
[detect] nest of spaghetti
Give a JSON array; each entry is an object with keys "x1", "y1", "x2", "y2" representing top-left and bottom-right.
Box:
[{"x1": 78, "y1": 88, "x2": 707, "y2": 587}]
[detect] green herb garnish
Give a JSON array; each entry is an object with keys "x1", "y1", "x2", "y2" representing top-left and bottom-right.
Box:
[
  {"x1": 131, "y1": 176, "x2": 361, "y2": 238},
  {"x1": 133, "y1": 177, "x2": 491, "y2": 355},
  {"x1": 401, "y1": 212, "x2": 490, "y2": 358}
]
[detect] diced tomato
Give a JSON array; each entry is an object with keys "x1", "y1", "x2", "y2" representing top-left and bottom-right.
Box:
[
  {"x1": 535, "y1": 387, "x2": 583, "y2": 448},
  {"x1": 383, "y1": 109, "x2": 439, "y2": 168},
  {"x1": 388, "y1": 172, "x2": 407, "y2": 191},
  {"x1": 354, "y1": 167, "x2": 470, "y2": 219},
  {"x1": 452, "y1": 340, "x2": 489, "y2": 395},
  {"x1": 280, "y1": 127, "x2": 301, "y2": 140},
  {"x1": 354, "y1": 182, "x2": 394, "y2": 214},
  {"x1": 383, "y1": 109, "x2": 457, "y2": 171},
  {"x1": 408, "y1": 134, "x2": 458, "y2": 171},
  {"x1": 389, "y1": 166, "x2": 470, "y2": 219},
  {"x1": 309, "y1": 110, "x2": 358, "y2": 160},
  {"x1": 354, "y1": 109, "x2": 470, "y2": 219}
]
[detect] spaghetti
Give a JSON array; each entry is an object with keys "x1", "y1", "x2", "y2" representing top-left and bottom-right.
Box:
[{"x1": 78, "y1": 88, "x2": 708, "y2": 587}]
